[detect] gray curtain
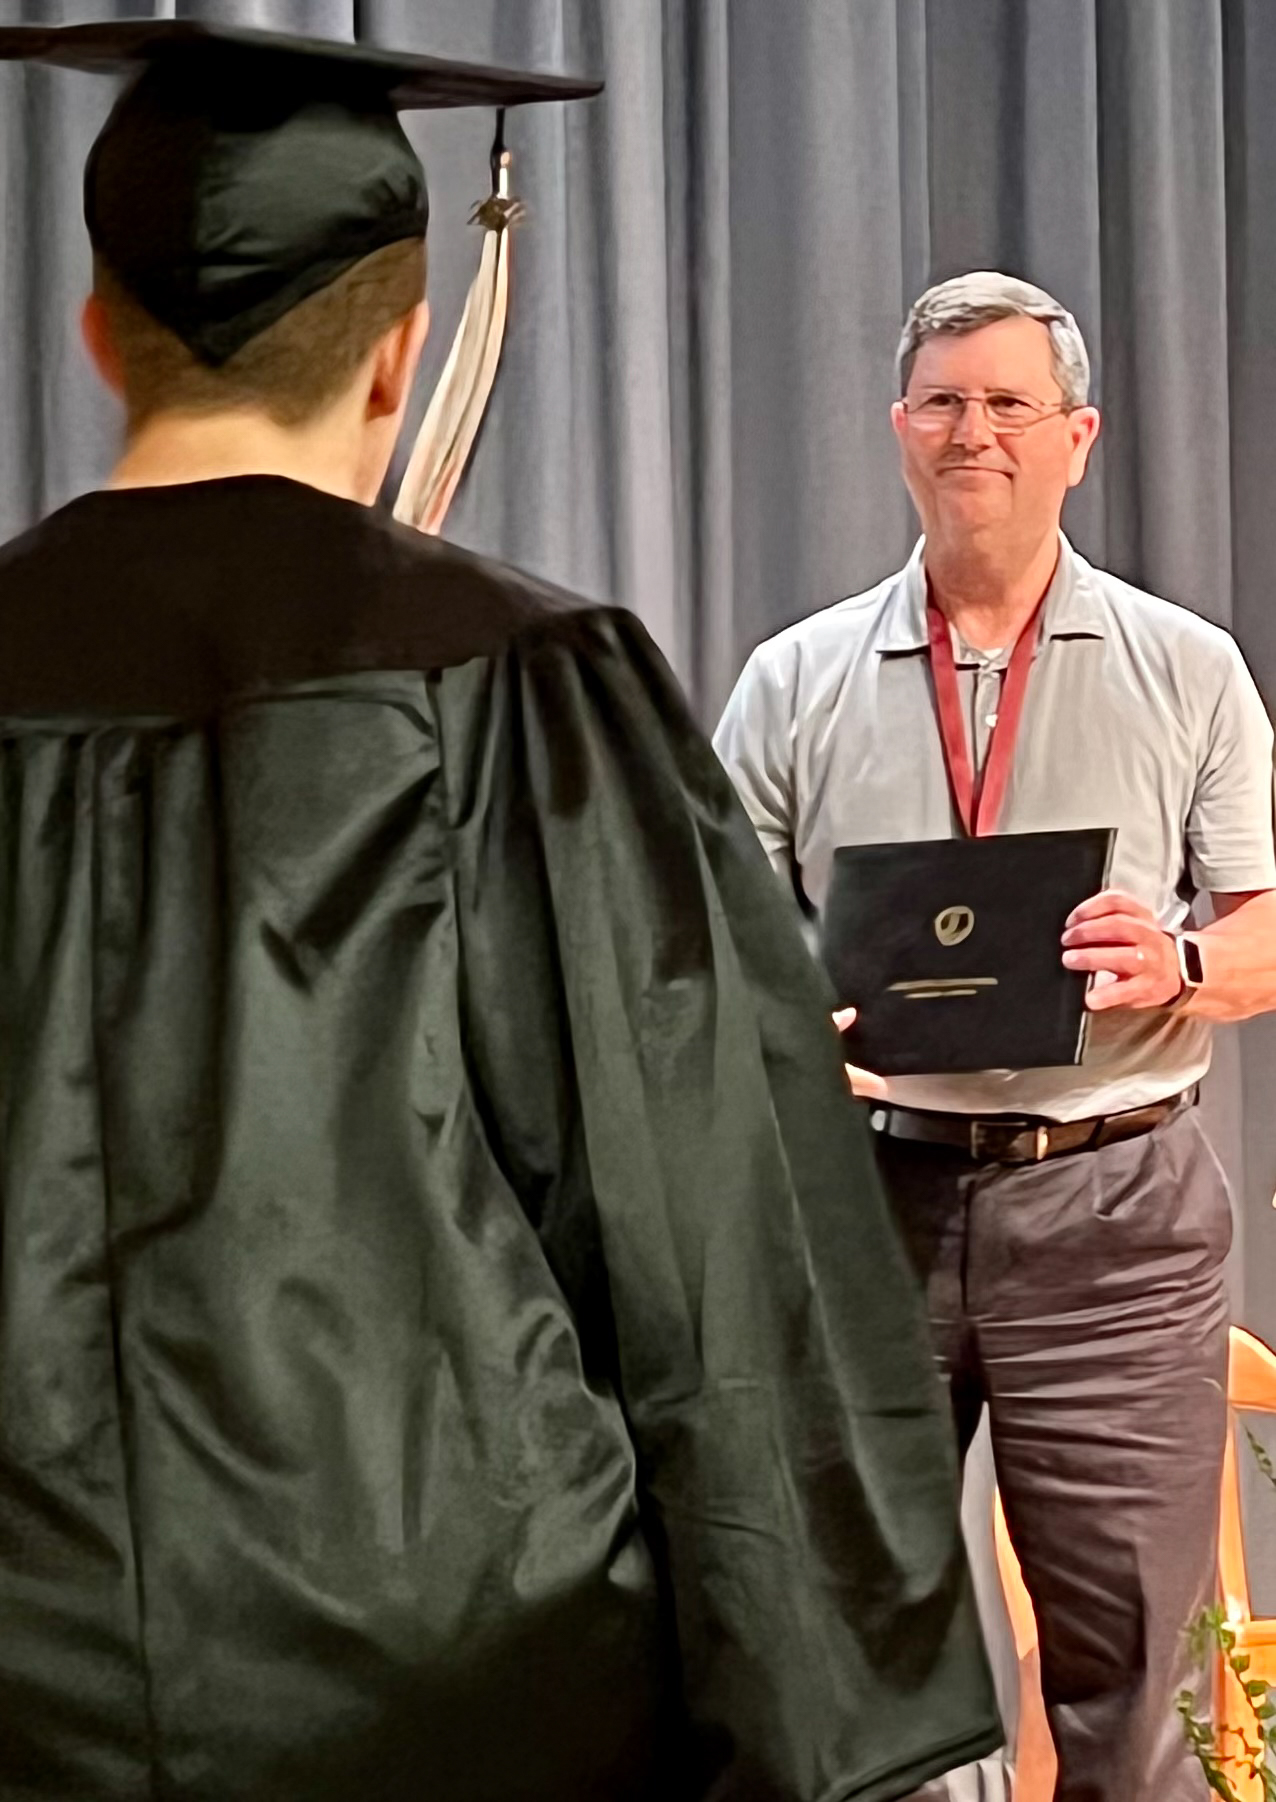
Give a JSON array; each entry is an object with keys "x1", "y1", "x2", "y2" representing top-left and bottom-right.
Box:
[{"x1": 4, "y1": 0, "x2": 1276, "y2": 1332}]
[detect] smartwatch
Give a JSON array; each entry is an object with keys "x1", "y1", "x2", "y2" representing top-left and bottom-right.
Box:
[{"x1": 1170, "y1": 931, "x2": 1205, "y2": 1002}]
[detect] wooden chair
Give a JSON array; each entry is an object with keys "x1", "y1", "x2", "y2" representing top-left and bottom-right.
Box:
[
  {"x1": 993, "y1": 1490, "x2": 1056, "y2": 1800},
  {"x1": 993, "y1": 1325, "x2": 1276, "y2": 1802},
  {"x1": 1216, "y1": 1326, "x2": 1276, "y2": 1801}
]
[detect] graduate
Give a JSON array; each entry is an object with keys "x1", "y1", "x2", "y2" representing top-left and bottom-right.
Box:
[{"x1": 0, "y1": 22, "x2": 999, "y2": 1801}]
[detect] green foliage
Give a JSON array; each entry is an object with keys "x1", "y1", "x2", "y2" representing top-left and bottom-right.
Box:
[
  {"x1": 1245, "y1": 1425, "x2": 1276, "y2": 1501},
  {"x1": 1182, "y1": 1425, "x2": 1276, "y2": 1797}
]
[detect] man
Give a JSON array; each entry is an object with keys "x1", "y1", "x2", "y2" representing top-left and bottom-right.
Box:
[
  {"x1": 715, "y1": 270, "x2": 1276, "y2": 1802},
  {"x1": 0, "y1": 24, "x2": 1000, "y2": 1802}
]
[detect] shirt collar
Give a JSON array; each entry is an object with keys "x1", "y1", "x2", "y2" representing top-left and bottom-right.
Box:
[{"x1": 876, "y1": 534, "x2": 1108, "y2": 655}]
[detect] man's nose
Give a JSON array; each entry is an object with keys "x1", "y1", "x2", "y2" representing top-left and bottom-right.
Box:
[{"x1": 950, "y1": 397, "x2": 998, "y2": 449}]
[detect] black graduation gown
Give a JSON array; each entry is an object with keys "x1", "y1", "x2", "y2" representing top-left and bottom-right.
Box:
[{"x1": 0, "y1": 477, "x2": 1000, "y2": 1802}]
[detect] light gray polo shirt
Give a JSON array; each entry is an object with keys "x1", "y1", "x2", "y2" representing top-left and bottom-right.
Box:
[{"x1": 713, "y1": 536, "x2": 1276, "y2": 1122}]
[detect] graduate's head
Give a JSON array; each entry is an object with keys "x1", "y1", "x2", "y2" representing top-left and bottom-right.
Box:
[
  {"x1": 71, "y1": 30, "x2": 436, "y2": 484},
  {"x1": 0, "y1": 21, "x2": 597, "y2": 498},
  {"x1": 84, "y1": 236, "x2": 429, "y2": 442},
  {"x1": 890, "y1": 272, "x2": 1101, "y2": 557}
]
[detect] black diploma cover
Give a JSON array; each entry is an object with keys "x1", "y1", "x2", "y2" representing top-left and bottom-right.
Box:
[{"x1": 820, "y1": 828, "x2": 1117, "y2": 1076}]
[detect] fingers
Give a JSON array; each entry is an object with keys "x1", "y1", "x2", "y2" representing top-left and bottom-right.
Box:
[
  {"x1": 844, "y1": 1063, "x2": 889, "y2": 1100},
  {"x1": 1066, "y1": 943, "x2": 1158, "y2": 1009},
  {"x1": 1062, "y1": 944, "x2": 1147, "y2": 977},
  {"x1": 1076, "y1": 959, "x2": 1178, "y2": 1012},
  {"x1": 1065, "y1": 889, "x2": 1159, "y2": 929},
  {"x1": 832, "y1": 1007, "x2": 887, "y2": 1096},
  {"x1": 1060, "y1": 915, "x2": 1148, "y2": 950},
  {"x1": 1084, "y1": 976, "x2": 1165, "y2": 1013},
  {"x1": 1064, "y1": 918, "x2": 1179, "y2": 1011}
]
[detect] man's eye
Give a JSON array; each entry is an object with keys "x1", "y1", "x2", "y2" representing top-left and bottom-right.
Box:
[
  {"x1": 920, "y1": 393, "x2": 961, "y2": 411},
  {"x1": 988, "y1": 395, "x2": 1031, "y2": 414}
]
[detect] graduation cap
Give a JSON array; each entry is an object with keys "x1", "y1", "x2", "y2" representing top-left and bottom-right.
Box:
[{"x1": 0, "y1": 19, "x2": 602, "y2": 530}]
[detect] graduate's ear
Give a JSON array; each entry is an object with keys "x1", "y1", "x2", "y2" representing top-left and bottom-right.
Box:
[
  {"x1": 366, "y1": 299, "x2": 430, "y2": 423},
  {"x1": 81, "y1": 292, "x2": 126, "y2": 398}
]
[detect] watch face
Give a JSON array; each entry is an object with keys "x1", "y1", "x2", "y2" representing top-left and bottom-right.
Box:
[{"x1": 1181, "y1": 935, "x2": 1205, "y2": 986}]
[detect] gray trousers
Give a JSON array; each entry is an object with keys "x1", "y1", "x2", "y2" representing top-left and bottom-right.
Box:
[{"x1": 875, "y1": 1105, "x2": 1231, "y2": 1802}]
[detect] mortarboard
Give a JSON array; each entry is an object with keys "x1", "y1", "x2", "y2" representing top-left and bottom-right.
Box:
[{"x1": 0, "y1": 20, "x2": 601, "y2": 530}]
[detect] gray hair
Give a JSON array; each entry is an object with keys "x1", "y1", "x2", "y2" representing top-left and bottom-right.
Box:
[{"x1": 896, "y1": 271, "x2": 1091, "y2": 409}]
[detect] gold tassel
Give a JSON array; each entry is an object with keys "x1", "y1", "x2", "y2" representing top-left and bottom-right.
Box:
[{"x1": 394, "y1": 112, "x2": 524, "y2": 535}]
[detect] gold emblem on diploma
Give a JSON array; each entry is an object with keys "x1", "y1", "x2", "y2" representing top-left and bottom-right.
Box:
[{"x1": 933, "y1": 905, "x2": 975, "y2": 947}]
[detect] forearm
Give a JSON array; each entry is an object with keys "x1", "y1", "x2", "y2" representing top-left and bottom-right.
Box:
[{"x1": 1180, "y1": 893, "x2": 1276, "y2": 1023}]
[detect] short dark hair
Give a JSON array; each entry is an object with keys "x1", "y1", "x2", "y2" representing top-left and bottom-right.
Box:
[{"x1": 94, "y1": 238, "x2": 427, "y2": 431}]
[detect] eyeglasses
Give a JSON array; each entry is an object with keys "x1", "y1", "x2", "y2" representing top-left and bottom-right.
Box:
[{"x1": 902, "y1": 390, "x2": 1072, "y2": 436}]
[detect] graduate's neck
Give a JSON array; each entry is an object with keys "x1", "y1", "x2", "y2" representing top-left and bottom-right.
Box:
[
  {"x1": 923, "y1": 526, "x2": 1059, "y2": 650},
  {"x1": 106, "y1": 402, "x2": 389, "y2": 507}
]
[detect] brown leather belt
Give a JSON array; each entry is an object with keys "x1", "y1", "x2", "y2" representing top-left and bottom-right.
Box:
[{"x1": 868, "y1": 1086, "x2": 1198, "y2": 1165}]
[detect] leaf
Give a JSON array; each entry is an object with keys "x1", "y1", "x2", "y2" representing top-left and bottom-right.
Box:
[
  {"x1": 1246, "y1": 1679, "x2": 1269, "y2": 1697},
  {"x1": 1204, "y1": 1765, "x2": 1244, "y2": 1802},
  {"x1": 1187, "y1": 1606, "x2": 1231, "y2": 1668},
  {"x1": 1245, "y1": 1422, "x2": 1276, "y2": 1496}
]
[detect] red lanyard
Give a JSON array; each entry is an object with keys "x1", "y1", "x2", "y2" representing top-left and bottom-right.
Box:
[{"x1": 925, "y1": 595, "x2": 1043, "y2": 837}]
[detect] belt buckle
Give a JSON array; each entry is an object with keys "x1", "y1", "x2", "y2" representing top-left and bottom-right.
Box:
[
  {"x1": 969, "y1": 1120, "x2": 996, "y2": 1161},
  {"x1": 969, "y1": 1121, "x2": 1051, "y2": 1163}
]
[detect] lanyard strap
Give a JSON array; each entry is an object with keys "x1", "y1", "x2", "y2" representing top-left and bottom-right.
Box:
[{"x1": 926, "y1": 597, "x2": 1043, "y2": 837}]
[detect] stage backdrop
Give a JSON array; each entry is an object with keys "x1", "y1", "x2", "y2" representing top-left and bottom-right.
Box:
[{"x1": 4, "y1": 0, "x2": 1276, "y2": 1600}]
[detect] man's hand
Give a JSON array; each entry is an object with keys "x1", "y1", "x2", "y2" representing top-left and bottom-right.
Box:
[
  {"x1": 1061, "y1": 890, "x2": 1182, "y2": 1011},
  {"x1": 832, "y1": 1006, "x2": 889, "y2": 1099}
]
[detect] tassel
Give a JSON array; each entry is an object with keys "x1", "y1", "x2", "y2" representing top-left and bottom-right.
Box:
[{"x1": 394, "y1": 110, "x2": 524, "y2": 535}]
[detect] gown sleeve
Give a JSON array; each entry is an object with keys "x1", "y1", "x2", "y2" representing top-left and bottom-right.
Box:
[{"x1": 445, "y1": 603, "x2": 1002, "y2": 1802}]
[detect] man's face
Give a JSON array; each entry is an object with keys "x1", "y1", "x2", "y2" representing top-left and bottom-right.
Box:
[{"x1": 890, "y1": 315, "x2": 1100, "y2": 548}]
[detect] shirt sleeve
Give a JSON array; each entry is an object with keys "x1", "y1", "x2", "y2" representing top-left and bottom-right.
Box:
[
  {"x1": 711, "y1": 642, "x2": 800, "y2": 884},
  {"x1": 1187, "y1": 635, "x2": 1276, "y2": 894},
  {"x1": 449, "y1": 604, "x2": 1002, "y2": 1802}
]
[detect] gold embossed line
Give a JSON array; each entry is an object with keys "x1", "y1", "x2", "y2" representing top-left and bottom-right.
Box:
[{"x1": 888, "y1": 977, "x2": 1000, "y2": 1000}]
